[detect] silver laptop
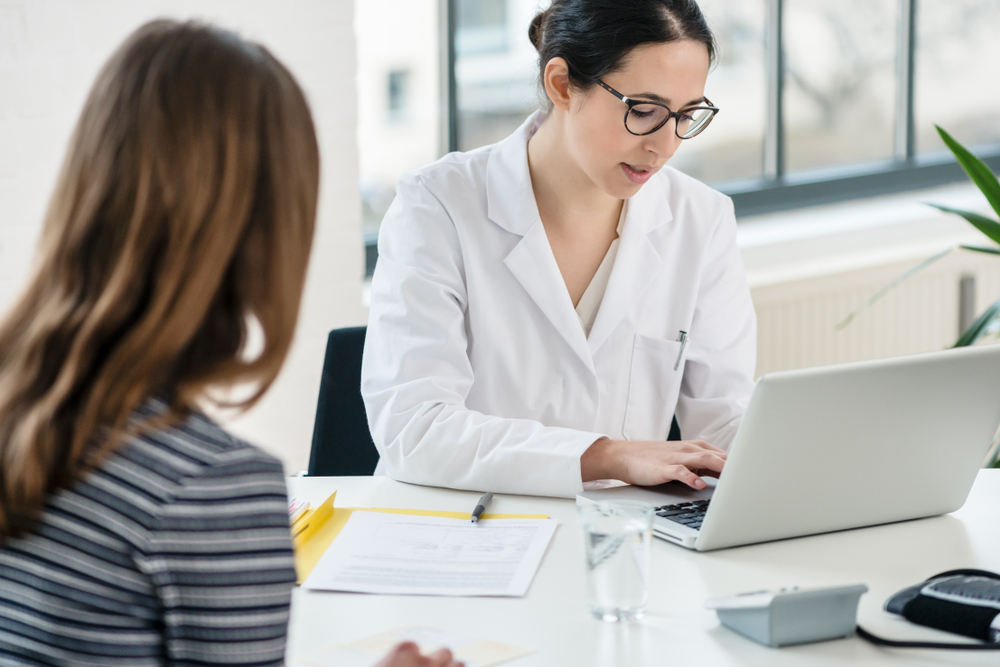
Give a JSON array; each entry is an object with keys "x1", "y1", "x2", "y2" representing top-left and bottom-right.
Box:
[{"x1": 578, "y1": 344, "x2": 1000, "y2": 551}]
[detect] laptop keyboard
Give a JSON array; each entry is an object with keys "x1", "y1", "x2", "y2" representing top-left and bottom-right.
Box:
[{"x1": 655, "y1": 499, "x2": 710, "y2": 531}]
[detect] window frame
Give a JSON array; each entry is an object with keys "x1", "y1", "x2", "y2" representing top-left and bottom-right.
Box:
[
  {"x1": 442, "y1": 0, "x2": 1000, "y2": 218},
  {"x1": 364, "y1": 0, "x2": 1000, "y2": 277}
]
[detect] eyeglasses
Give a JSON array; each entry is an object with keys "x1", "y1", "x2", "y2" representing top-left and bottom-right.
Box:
[{"x1": 596, "y1": 80, "x2": 719, "y2": 139}]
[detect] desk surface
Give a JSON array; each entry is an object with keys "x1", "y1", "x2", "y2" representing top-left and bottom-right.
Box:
[{"x1": 287, "y1": 470, "x2": 1000, "y2": 666}]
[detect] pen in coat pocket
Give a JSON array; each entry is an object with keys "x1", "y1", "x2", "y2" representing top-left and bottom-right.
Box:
[{"x1": 674, "y1": 331, "x2": 688, "y2": 371}]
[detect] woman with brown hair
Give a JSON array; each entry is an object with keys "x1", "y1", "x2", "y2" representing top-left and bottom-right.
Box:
[{"x1": 0, "y1": 20, "x2": 459, "y2": 667}]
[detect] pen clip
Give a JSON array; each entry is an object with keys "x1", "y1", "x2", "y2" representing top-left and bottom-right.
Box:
[{"x1": 674, "y1": 331, "x2": 688, "y2": 371}]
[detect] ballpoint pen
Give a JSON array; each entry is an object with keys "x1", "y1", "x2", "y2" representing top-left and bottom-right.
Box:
[
  {"x1": 471, "y1": 492, "x2": 494, "y2": 523},
  {"x1": 674, "y1": 330, "x2": 688, "y2": 371}
]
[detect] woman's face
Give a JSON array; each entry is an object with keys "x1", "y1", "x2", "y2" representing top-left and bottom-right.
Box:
[{"x1": 563, "y1": 39, "x2": 711, "y2": 200}]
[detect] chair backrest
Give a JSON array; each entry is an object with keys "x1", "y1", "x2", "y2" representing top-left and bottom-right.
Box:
[
  {"x1": 308, "y1": 326, "x2": 380, "y2": 476},
  {"x1": 668, "y1": 416, "x2": 681, "y2": 442}
]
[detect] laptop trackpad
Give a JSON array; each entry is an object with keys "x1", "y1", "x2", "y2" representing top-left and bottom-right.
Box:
[{"x1": 578, "y1": 478, "x2": 716, "y2": 505}]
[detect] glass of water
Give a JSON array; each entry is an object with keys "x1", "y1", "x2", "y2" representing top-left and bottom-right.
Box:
[{"x1": 578, "y1": 500, "x2": 654, "y2": 622}]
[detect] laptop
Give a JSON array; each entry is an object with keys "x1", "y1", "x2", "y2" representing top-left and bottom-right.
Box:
[{"x1": 577, "y1": 344, "x2": 1000, "y2": 551}]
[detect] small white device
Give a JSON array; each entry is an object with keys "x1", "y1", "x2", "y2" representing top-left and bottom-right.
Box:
[
  {"x1": 578, "y1": 345, "x2": 1000, "y2": 550},
  {"x1": 707, "y1": 584, "x2": 868, "y2": 647}
]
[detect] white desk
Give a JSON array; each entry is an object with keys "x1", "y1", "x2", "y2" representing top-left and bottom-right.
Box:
[{"x1": 287, "y1": 470, "x2": 1000, "y2": 666}]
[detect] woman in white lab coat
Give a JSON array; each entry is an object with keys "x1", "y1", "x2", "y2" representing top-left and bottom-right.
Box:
[{"x1": 361, "y1": 0, "x2": 757, "y2": 498}]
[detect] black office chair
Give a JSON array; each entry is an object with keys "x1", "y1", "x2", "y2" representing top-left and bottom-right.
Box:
[
  {"x1": 668, "y1": 416, "x2": 681, "y2": 442},
  {"x1": 308, "y1": 326, "x2": 380, "y2": 476},
  {"x1": 306, "y1": 325, "x2": 683, "y2": 475}
]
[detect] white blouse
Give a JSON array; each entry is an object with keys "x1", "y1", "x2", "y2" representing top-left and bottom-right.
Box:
[{"x1": 575, "y1": 202, "x2": 627, "y2": 338}]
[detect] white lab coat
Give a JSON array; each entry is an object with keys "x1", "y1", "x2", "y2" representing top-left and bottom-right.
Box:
[{"x1": 361, "y1": 112, "x2": 756, "y2": 498}]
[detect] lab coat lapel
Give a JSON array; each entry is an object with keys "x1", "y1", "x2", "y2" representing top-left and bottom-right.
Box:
[
  {"x1": 587, "y1": 177, "x2": 672, "y2": 354},
  {"x1": 489, "y1": 112, "x2": 597, "y2": 375},
  {"x1": 503, "y1": 222, "x2": 596, "y2": 374}
]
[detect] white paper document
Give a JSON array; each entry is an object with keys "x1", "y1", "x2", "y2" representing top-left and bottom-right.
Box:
[{"x1": 301, "y1": 511, "x2": 558, "y2": 596}]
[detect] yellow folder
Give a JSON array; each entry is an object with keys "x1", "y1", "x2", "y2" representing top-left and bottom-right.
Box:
[{"x1": 292, "y1": 492, "x2": 548, "y2": 584}]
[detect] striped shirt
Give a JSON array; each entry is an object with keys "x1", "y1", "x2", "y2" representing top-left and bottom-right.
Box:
[{"x1": 0, "y1": 400, "x2": 296, "y2": 666}]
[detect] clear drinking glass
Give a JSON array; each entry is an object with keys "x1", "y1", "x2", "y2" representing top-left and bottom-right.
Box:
[{"x1": 578, "y1": 500, "x2": 655, "y2": 622}]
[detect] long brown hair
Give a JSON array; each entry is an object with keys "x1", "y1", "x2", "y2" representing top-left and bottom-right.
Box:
[{"x1": 0, "y1": 20, "x2": 319, "y2": 539}]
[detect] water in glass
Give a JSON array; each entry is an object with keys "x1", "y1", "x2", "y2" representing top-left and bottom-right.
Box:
[{"x1": 579, "y1": 501, "x2": 654, "y2": 622}]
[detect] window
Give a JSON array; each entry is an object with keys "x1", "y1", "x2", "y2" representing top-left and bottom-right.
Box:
[
  {"x1": 356, "y1": 0, "x2": 442, "y2": 274},
  {"x1": 783, "y1": 0, "x2": 896, "y2": 172},
  {"x1": 387, "y1": 69, "x2": 410, "y2": 121},
  {"x1": 446, "y1": 0, "x2": 1000, "y2": 217},
  {"x1": 915, "y1": 1, "x2": 1000, "y2": 154},
  {"x1": 357, "y1": 1, "x2": 1000, "y2": 275},
  {"x1": 450, "y1": 0, "x2": 772, "y2": 183},
  {"x1": 455, "y1": 0, "x2": 508, "y2": 55},
  {"x1": 662, "y1": 0, "x2": 767, "y2": 184},
  {"x1": 453, "y1": 0, "x2": 532, "y2": 151}
]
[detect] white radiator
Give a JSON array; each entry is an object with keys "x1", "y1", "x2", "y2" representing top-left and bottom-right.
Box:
[{"x1": 750, "y1": 248, "x2": 1000, "y2": 378}]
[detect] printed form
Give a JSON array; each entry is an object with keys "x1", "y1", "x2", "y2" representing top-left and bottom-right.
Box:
[{"x1": 301, "y1": 511, "x2": 558, "y2": 597}]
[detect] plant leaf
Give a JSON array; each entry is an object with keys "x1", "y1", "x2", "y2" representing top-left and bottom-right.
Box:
[
  {"x1": 954, "y1": 296, "x2": 1000, "y2": 347},
  {"x1": 927, "y1": 203, "x2": 1000, "y2": 246},
  {"x1": 960, "y1": 244, "x2": 1000, "y2": 256},
  {"x1": 983, "y1": 451, "x2": 1000, "y2": 468},
  {"x1": 835, "y1": 246, "x2": 955, "y2": 331},
  {"x1": 985, "y1": 428, "x2": 1000, "y2": 469},
  {"x1": 936, "y1": 126, "x2": 1000, "y2": 220}
]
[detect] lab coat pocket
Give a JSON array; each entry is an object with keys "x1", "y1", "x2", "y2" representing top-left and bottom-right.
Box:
[{"x1": 623, "y1": 334, "x2": 685, "y2": 441}]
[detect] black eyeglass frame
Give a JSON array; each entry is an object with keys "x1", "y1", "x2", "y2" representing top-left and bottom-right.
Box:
[{"x1": 595, "y1": 80, "x2": 720, "y2": 139}]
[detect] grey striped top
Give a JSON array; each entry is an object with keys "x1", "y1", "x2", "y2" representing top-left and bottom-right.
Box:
[{"x1": 0, "y1": 400, "x2": 296, "y2": 666}]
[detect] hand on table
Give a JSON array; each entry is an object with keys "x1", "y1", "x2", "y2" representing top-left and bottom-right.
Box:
[
  {"x1": 580, "y1": 438, "x2": 727, "y2": 490},
  {"x1": 375, "y1": 641, "x2": 464, "y2": 667}
]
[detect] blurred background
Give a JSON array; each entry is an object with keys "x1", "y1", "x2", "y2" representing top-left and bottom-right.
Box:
[
  {"x1": 358, "y1": 0, "x2": 1000, "y2": 231},
  {"x1": 2, "y1": 0, "x2": 999, "y2": 473}
]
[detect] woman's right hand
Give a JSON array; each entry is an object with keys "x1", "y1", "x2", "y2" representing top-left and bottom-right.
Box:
[
  {"x1": 374, "y1": 641, "x2": 464, "y2": 667},
  {"x1": 580, "y1": 438, "x2": 727, "y2": 489}
]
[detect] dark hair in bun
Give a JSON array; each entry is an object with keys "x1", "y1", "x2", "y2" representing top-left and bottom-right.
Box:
[
  {"x1": 529, "y1": 0, "x2": 716, "y2": 103},
  {"x1": 528, "y1": 10, "x2": 549, "y2": 51}
]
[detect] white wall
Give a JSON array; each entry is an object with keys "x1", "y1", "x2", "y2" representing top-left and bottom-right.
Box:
[{"x1": 0, "y1": 0, "x2": 365, "y2": 474}]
